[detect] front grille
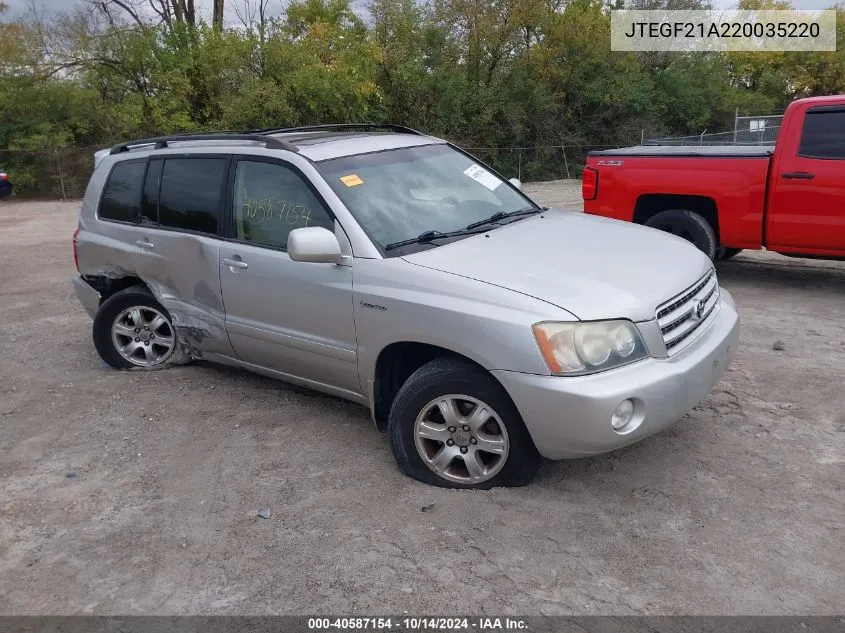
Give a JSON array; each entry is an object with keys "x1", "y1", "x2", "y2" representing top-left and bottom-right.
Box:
[{"x1": 656, "y1": 270, "x2": 719, "y2": 355}]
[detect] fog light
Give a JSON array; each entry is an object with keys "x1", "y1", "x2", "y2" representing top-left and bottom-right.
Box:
[{"x1": 611, "y1": 399, "x2": 635, "y2": 431}]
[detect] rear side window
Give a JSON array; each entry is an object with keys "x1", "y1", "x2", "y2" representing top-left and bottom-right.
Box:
[
  {"x1": 158, "y1": 158, "x2": 228, "y2": 234},
  {"x1": 798, "y1": 110, "x2": 845, "y2": 159},
  {"x1": 99, "y1": 161, "x2": 146, "y2": 223}
]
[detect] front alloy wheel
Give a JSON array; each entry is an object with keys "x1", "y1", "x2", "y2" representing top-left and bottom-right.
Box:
[
  {"x1": 414, "y1": 394, "x2": 510, "y2": 485},
  {"x1": 388, "y1": 357, "x2": 540, "y2": 489}
]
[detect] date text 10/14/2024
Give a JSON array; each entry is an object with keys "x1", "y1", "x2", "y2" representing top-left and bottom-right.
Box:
[{"x1": 307, "y1": 617, "x2": 529, "y2": 631}]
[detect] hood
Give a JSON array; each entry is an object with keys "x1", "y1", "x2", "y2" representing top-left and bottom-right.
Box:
[{"x1": 402, "y1": 210, "x2": 713, "y2": 322}]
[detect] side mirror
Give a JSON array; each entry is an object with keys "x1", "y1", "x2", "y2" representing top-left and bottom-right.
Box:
[
  {"x1": 288, "y1": 227, "x2": 342, "y2": 264},
  {"x1": 509, "y1": 177, "x2": 522, "y2": 191}
]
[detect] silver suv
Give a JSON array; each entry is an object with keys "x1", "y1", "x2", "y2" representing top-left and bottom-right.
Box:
[{"x1": 72, "y1": 124, "x2": 739, "y2": 489}]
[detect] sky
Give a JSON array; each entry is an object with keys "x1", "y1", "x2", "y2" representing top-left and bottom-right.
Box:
[
  {"x1": 2, "y1": 0, "x2": 836, "y2": 22},
  {"x1": 3, "y1": 0, "x2": 287, "y2": 24}
]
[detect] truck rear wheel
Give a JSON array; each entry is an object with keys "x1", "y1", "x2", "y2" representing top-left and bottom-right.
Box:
[{"x1": 644, "y1": 209, "x2": 717, "y2": 260}]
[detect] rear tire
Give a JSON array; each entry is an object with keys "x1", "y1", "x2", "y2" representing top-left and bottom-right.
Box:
[
  {"x1": 644, "y1": 209, "x2": 717, "y2": 261},
  {"x1": 387, "y1": 357, "x2": 540, "y2": 489},
  {"x1": 718, "y1": 247, "x2": 743, "y2": 260},
  {"x1": 93, "y1": 286, "x2": 181, "y2": 369}
]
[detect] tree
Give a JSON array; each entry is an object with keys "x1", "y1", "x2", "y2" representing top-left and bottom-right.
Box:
[
  {"x1": 212, "y1": 0, "x2": 225, "y2": 31},
  {"x1": 1, "y1": 0, "x2": 844, "y2": 196}
]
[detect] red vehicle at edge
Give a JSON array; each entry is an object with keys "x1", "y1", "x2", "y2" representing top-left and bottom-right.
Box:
[{"x1": 582, "y1": 95, "x2": 845, "y2": 261}]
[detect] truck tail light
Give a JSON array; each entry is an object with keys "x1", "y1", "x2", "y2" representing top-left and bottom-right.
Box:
[
  {"x1": 582, "y1": 167, "x2": 598, "y2": 200},
  {"x1": 73, "y1": 228, "x2": 80, "y2": 271},
  {"x1": 0, "y1": 172, "x2": 9, "y2": 181}
]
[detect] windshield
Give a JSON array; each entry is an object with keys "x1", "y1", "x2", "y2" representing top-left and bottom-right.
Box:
[{"x1": 316, "y1": 144, "x2": 538, "y2": 254}]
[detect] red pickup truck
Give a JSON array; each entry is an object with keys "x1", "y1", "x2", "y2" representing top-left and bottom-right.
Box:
[{"x1": 582, "y1": 94, "x2": 845, "y2": 261}]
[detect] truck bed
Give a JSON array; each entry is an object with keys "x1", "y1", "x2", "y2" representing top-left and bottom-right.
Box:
[
  {"x1": 583, "y1": 146, "x2": 772, "y2": 250},
  {"x1": 590, "y1": 145, "x2": 774, "y2": 157}
]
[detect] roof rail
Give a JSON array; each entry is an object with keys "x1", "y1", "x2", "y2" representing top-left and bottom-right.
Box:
[
  {"x1": 108, "y1": 133, "x2": 298, "y2": 155},
  {"x1": 258, "y1": 123, "x2": 425, "y2": 136}
]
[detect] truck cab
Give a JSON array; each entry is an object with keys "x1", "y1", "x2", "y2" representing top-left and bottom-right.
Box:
[
  {"x1": 583, "y1": 95, "x2": 845, "y2": 261},
  {"x1": 765, "y1": 96, "x2": 845, "y2": 258}
]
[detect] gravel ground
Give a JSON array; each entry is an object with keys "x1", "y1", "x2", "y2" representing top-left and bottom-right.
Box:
[{"x1": 0, "y1": 182, "x2": 843, "y2": 615}]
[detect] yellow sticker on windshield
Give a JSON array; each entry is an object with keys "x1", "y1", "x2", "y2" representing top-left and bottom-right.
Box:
[{"x1": 340, "y1": 174, "x2": 364, "y2": 187}]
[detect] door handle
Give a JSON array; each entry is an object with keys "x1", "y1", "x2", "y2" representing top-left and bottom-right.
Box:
[
  {"x1": 222, "y1": 256, "x2": 249, "y2": 270},
  {"x1": 782, "y1": 172, "x2": 816, "y2": 180},
  {"x1": 135, "y1": 239, "x2": 155, "y2": 249}
]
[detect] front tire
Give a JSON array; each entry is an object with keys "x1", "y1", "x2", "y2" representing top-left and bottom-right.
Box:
[
  {"x1": 387, "y1": 357, "x2": 540, "y2": 489},
  {"x1": 93, "y1": 286, "x2": 179, "y2": 369},
  {"x1": 644, "y1": 209, "x2": 717, "y2": 260}
]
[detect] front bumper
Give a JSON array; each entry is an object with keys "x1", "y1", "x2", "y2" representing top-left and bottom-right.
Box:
[
  {"x1": 493, "y1": 289, "x2": 740, "y2": 459},
  {"x1": 72, "y1": 274, "x2": 101, "y2": 319}
]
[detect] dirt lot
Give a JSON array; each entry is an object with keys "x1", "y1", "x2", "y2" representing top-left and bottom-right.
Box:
[{"x1": 0, "y1": 182, "x2": 843, "y2": 615}]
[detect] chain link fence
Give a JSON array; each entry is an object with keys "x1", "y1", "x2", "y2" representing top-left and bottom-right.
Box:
[
  {"x1": 643, "y1": 113, "x2": 783, "y2": 147},
  {"x1": 461, "y1": 145, "x2": 625, "y2": 182}
]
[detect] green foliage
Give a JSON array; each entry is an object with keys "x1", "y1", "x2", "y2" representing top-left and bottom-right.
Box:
[{"x1": 0, "y1": 0, "x2": 842, "y2": 196}]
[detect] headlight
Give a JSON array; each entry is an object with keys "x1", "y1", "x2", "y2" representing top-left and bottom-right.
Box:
[{"x1": 532, "y1": 320, "x2": 649, "y2": 376}]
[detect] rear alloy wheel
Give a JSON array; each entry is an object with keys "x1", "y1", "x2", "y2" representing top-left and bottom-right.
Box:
[
  {"x1": 93, "y1": 286, "x2": 178, "y2": 369},
  {"x1": 110, "y1": 306, "x2": 175, "y2": 367},
  {"x1": 644, "y1": 209, "x2": 717, "y2": 260},
  {"x1": 388, "y1": 357, "x2": 540, "y2": 489}
]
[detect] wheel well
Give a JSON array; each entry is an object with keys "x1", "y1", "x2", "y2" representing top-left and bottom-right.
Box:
[
  {"x1": 82, "y1": 275, "x2": 148, "y2": 304},
  {"x1": 633, "y1": 194, "x2": 719, "y2": 241},
  {"x1": 372, "y1": 342, "x2": 487, "y2": 431}
]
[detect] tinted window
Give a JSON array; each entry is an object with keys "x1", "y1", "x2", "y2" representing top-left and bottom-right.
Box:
[
  {"x1": 233, "y1": 160, "x2": 334, "y2": 250},
  {"x1": 99, "y1": 161, "x2": 145, "y2": 223},
  {"x1": 799, "y1": 110, "x2": 845, "y2": 159},
  {"x1": 158, "y1": 158, "x2": 228, "y2": 234},
  {"x1": 141, "y1": 158, "x2": 163, "y2": 225}
]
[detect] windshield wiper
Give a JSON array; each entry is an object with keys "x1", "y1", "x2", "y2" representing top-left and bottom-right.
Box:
[
  {"x1": 465, "y1": 206, "x2": 541, "y2": 231},
  {"x1": 384, "y1": 228, "x2": 487, "y2": 251}
]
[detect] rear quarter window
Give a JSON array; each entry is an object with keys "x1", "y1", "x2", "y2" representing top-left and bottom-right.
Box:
[{"x1": 99, "y1": 161, "x2": 146, "y2": 223}]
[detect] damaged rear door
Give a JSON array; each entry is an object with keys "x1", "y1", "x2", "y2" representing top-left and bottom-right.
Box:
[{"x1": 129, "y1": 156, "x2": 236, "y2": 358}]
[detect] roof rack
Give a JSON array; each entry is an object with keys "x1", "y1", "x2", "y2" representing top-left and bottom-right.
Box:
[
  {"x1": 109, "y1": 133, "x2": 298, "y2": 155},
  {"x1": 258, "y1": 123, "x2": 425, "y2": 136}
]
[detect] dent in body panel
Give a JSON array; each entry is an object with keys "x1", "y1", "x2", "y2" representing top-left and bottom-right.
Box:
[
  {"x1": 77, "y1": 211, "x2": 233, "y2": 360},
  {"x1": 351, "y1": 257, "x2": 570, "y2": 390},
  {"x1": 132, "y1": 231, "x2": 232, "y2": 359},
  {"x1": 76, "y1": 231, "x2": 142, "y2": 280},
  {"x1": 172, "y1": 316, "x2": 226, "y2": 361}
]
